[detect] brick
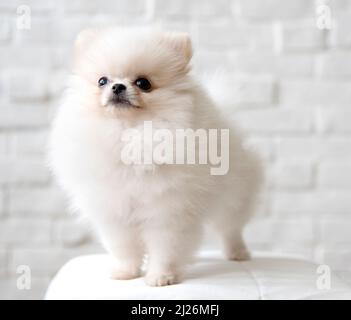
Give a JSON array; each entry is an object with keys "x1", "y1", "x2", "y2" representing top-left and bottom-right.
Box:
[
  {"x1": 276, "y1": 137, "x2": 351, "y2": 161},
  {"x1": 0, "y1": 0, "x2": 56, "y2": 12},
  {"x1": 10, "y1": 246, "x2": 102, "y2": 277},
  {"x1": 62, "y1": 0, "x2": 147, "y2": 15},
  {"x1": 272, "y1": 191, "x2": 351, "y2": 217},
  {"x1": 10, "y1": 248, "x2": 71, "y2": 277},
  {"x1": 317, "y1": 108, "x2": 351, "y2": 133},
  {"x1": 246, "y1": 218, "x2": 316, "y2": 258},
  {"x1": 271, "y1": 54, "x2": 315, "y2": 77},
  {"x1": 0, "y1": 189, "x2": 4, "y2": 215},
  {"x1": 234, "y1": 108, "x2": 312, "y2": 133},
  {"x1": 218, "y1": 52, "x2": 275, "y2": 75},
  {"x1": 47, "y1": 71, "x2": 69, "y2": 99},
  {"x1": 51, "y1": 47, "x2": 72, "y2": 69},
  {"x1": 53, "y1": 219, "x2": 93, "y2": 247},
  {"x1": 0, "y1": 133, "x2": 7, "y2": 154},
  {"x1": 0, "y1": 74, "x2": 4, "y2": 98},
  {"x1": 279, "y1": 21, "x2": 325, "y2": 51},
  {"x1": 53, "y1": 15, "x2": 140, "y2": 45},
  {"x1": 238, "y1": 0, "x2": 315, "y2": 20},
  {"x1": 321, "y1": 220, "x2": 351, "y2": 245},
  {"x1": 328, "y1": 0, "x2": 351, "y2": 12},
  {"x1": 0, "y1": 156, "x2": 50, "y2": 185},
  {"x1": 198, "y1": 21, "x2": 249, "y2": 48},
  {"x1": 280, "y1": 80, "x2": 351, "y2": 106},
  {"x1": 234, "y1": 77, "x2": 275, "y2": 107},
  {"x1": 318, "y1": 162, "x2": 351, "y2": 188},
  {"x1": 210, "y1": 75, "x2": 275, "y2": 107},
  {"x1": 154, "y1": 0, "x2": 231, "y2": 18},
  {"x1": 323, "y1": 248, "x2": 351, "y2": 275},
  {"x1": 253, "y1": 191, "x2": 271, "y2": 218},
  {"x1": 9, "y1": 187, "x2": 67, "y2": 217},
  {"x1": 7, "y1": 69, "x2": 50, "y2": 102},
  {"x1": 228, "y1": 52, "x2": 314, "y2": 77},
  {"x1": 0, "y1": 277, "x2": 51, "y2": 300},
  {"x1": 268, "y1": 161, "x2": 313, "y2": 189},
  {"x1": 54, "y1": 15, "x2": 134, "y2": 45},
  {"x1": 198, "y1": 21, "x2": 274, "y2": 50},
  {"x1": 0, "y1": 248, "x2": 7, "y2": 276},
  {"x1": 0, "y1": 15, "x2": 11, "y2": 42},
  {"x1": 317, "y1": 51, "x2": 351, "y2": 78},
  {"x1": 9, "y1": 130, "x2": 48, "y2": 155},
  {"x1": 331, "y1": 16, "x2": 351, "y2": 48},
  {"x1": 245, "y1": 136, "x2": 275, "y2": 161},
  {"x1": 246, "y1": 23, "x2": 275, "y2": 50},
  {"x1": 14, "y1": 16, "x2": 57, "y2": 46},
  {"x1": 0, "y1": 219, "x2": 51, "y2": 244},
  {"x1": 194, "y1": 50, "x2": 232, "y2": 73},
  {"x1": 157, "y1": 20, "x2": 194, "y2": 34},
  {"x1": 0, "y1": 104, "x2": 49, "y2": 128},
  {"x1": 53, "y1": 16, "x2": 90, "y2": 45},
  {"x1": 335, "y1": 271, "x2": 351, "y2": 287},
  {"x1": 0, "y1": 47, "x2": 52, "y2": 69}
]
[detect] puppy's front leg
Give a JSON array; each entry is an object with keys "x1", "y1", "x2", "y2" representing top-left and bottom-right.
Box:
[
  {"x1": 100, "y1": 224, "x2": 144, "y2": 280},
  {"x1": 143, "y1": 219, "x2": 201, "y2": 286}
]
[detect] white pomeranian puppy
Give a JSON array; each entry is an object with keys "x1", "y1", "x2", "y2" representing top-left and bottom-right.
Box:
[{"x1": 49, "y1": 27, "x2": 263, "y2": 286}]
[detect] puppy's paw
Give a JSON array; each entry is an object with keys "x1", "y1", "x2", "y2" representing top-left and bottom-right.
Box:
[
  {"x1": 110, "y1": 266, "x2": 140, "y2": 280},
  {"x1": 226, "y1": 248, "x2": 251, "y2": 261},
  {"x1": 145, "y1": 273, "x2": 178, "y2": 287}
]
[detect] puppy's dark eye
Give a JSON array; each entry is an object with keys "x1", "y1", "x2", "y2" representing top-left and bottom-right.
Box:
[
  {"x1": 98, "y1": 77, "x2": 108, "y2": 87},
  {"x1": 134, "y1": 77, "x2": 151, "y2": 91}
]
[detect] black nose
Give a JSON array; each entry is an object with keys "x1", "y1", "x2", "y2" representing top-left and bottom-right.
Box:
[{"x1": 112, "y1": 83, "x2": 126, "y2": 95}]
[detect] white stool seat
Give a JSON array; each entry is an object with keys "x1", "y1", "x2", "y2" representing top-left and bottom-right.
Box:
[{"x1": 45, "y1": 251, "x2": 351, "y2": 300}]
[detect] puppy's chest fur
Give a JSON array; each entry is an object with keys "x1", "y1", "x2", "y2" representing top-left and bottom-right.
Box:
[{"x1": 54, "y1": 113, "x2": 194, "y2": 218}]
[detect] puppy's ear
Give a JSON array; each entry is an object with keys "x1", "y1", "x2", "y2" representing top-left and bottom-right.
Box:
[
  {"x1": 74, "y1": 28, "x2": 99, "y2": 58},
  {"x1": 162, "y1": 32, "x2": 193, "y2": 66}
]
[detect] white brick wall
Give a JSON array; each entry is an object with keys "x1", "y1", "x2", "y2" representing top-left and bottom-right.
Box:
[
  {"x1": 0, "y1": 191, "x2": 4, "y2": 216},
  {"x1": 1, "y1": 0, "x2": 351, "y2": 299},
  {"x1": 318, "y1": 162, "x2": 351, "y2": 187},
  {"x1": 8, "y1": 187, "x2": 67, "y2": 217},
  {"x1": 279, "y1": 21, "x2": 325, "y2": 51}
]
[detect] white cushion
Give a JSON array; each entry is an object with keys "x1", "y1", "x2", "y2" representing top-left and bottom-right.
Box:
[{"x1": 45, "y1": 251, "x2": 351, "y2": 300}]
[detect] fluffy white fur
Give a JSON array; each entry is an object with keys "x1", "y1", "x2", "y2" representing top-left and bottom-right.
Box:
[{"x1": 48, "y1": 27, "x2": 263, "y2": 286}]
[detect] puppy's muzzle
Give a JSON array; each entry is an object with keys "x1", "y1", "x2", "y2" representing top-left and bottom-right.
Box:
[
  {"x1": 108, "y1": 83, "x2": 134, "y2": 107},
  {"x1": 112, "y1": 83, "x2": 126, "y2": 95}
]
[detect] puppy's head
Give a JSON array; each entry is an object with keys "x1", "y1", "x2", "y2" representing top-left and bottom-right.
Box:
[{"x1": 72, "y1": 27, "x2": 194, "y2": 119}]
